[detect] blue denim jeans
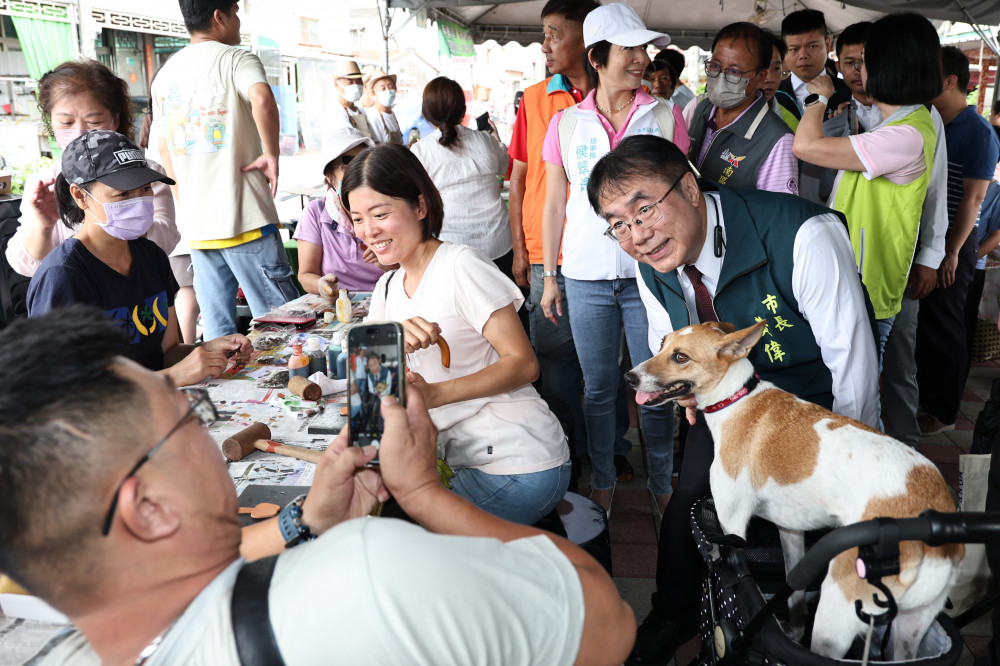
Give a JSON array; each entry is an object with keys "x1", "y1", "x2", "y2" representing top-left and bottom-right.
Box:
[
  {"x1": 191, "y1": 232, "x2": 300, "y2": 339},
  {"x1": 876, "y1": 315, "x2": 896, "y2": 376},
  {"x1": 450, "y1": 460, "x2": 573, "y2": 525},
  {"x1": 526, "y1": 265, "x2": 631, "y2": 459},
  {"x1": 563, "y1": 277, "x2": 674, "y2": 495}
]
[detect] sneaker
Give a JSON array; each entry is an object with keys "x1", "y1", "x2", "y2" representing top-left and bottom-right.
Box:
[
  {"x1": 614, "y1": 454, "x2": 635, "y2": 482},
  {"x1": 917, "y1": 413, "x2": 955, "y2": 436}
]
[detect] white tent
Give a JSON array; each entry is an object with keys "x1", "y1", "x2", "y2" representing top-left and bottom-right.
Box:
[{"x1": 386, "y1": 0, "x2": 1000, "y2": 50}]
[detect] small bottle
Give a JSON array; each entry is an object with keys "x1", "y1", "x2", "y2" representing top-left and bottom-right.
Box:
[
  {"x1": 336, "y1": 337, "x2": 349, "y2": 381},
  {"x1": 287, "y1": 341, "x2": 310, "y2": 379},
  {"x1": 327, "y1": 332, "x2": 342, "y2": 379},
  {"x1": 305, "y1": 337, "x2": 326, "y2": 377},
  {"x1": 336, "y1": 289, "x2": 352, "y2": 324}
]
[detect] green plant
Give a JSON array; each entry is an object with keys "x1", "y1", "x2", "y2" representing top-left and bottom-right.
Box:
[{"x1": 10, "y1": 157, "x2": 55, "y2": 195}]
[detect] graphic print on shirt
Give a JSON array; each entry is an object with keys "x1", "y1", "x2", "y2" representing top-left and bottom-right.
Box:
[
  {"x1": 161, "y1": 75, "x2": 230, "y2": 156},
  {"x1": 104, "y1": 289, "x2": 169, "y2": 343},
  {"x1": 721, "y1": 149, "x2": 746, "y2": 168}
]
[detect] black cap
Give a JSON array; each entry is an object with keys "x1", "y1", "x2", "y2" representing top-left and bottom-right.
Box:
[{"x1": 62, "y1": 130, "x2": 175, "y2": 191}]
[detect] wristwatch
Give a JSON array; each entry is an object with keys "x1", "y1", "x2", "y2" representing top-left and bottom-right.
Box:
[
  {"x1": 278, "y1": 494, "x2": 316, "y2": 549},
  {"x1": 542, "y1": 270, "x2": 559, "y2": 278},
  {"x1": 804, "y1": 93, "x2": 829, "y2": 108}
]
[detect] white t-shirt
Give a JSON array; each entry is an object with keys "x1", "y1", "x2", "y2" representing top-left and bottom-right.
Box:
[
  {"x1": 367, "y1": 242, "x2": 568, "y2": 474},
  {"x1": 151, "y1": 41, "x2": 277, "y2": 242},
  {"x1": 34, "y1": 518, "x2": 584, "y2": 666},
  {"x1": 411, "y1": 126, "x2": 513, "y2": 260}
]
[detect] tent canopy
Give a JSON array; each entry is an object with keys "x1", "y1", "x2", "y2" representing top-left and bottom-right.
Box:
[{"x1": 387, "y1": 0, "x2": 1000, "y2": 49}]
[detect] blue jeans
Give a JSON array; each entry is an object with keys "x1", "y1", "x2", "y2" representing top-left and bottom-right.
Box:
[
  {"x1": 450, "y1": 460, "x2": 573, "y2": 525},
  {"x1": 564, "y1": 277, "x2": 674, "y2": 495},
  {"x1": 527, "y1": 265, "x2": 631, "y2": 459},
  {"x1": 191, "y1": 232, "x2": 300, "y2": 339},
  {"x1": 875, "y1": 315, "x2": 896, "y2": 376}
]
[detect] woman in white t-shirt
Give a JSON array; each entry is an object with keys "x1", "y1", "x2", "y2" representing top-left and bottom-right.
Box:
[
  {"x1": 410, "y1": 77, "x2": 515, "y2": 280},
  {"x1": 343, "y1": 143, "x2": 571, "y2": 525}
]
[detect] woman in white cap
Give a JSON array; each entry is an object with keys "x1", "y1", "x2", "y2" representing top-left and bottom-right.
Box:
[
  {"x1": 539, "y1": 3, "x2": 688, "y2": 515},
  {"x1": 363, "y1": 67, "x2": 403, "y2": 145},
  {"x1": 293, "y1": 127, "x2": 390, "y2": 296},
  {"x1": 27, "y1": 130, "x2": 251, "y2": 386},
  {"x1": 327, "y1": 59, "x2": 373, "y2": 141}
]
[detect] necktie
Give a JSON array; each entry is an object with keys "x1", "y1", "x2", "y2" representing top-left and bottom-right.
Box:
[{"x1": 683, "y1": 264, "x2": 719, "y2": 323}]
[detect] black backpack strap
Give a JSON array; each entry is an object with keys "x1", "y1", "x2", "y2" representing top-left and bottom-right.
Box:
[
  {"x1": 231, "y1": 556, "x2": 286, "y2": 666},
  {"x1": 384, "y1": 268, "x2": 397, "y2": 299}
]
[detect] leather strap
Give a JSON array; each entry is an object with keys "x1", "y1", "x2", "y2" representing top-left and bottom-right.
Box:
[{"x1": 231, "y1": 556, "x2": 286, "y2": 666}]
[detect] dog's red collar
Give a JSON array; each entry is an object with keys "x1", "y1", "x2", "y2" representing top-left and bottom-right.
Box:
[{"x1": 703, "y1": 374, "x2": 761, "y2": 413}]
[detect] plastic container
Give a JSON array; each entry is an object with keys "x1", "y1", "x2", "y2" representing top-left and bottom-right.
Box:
[
  {"x1": 327, "y1": 332, "x2": 342, "y2": 379},
  {"x1": 287, "y1": 341, "x2": 310, "y2": 379},
  {"x1": 336, "y1": 289, "x2": 352, "y2": 324},
  {"x1": 305, "y1": 337, "x2": 326, "y2": 377}
]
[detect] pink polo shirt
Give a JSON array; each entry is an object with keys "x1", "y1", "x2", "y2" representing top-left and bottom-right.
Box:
[{"x1": 542, "y1": 88, "x2": 690, "y2": 166}]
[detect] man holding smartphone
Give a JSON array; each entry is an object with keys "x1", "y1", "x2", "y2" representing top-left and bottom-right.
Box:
[{"x1": 8, "y1": 307, "x2": 635, "y2": 665}]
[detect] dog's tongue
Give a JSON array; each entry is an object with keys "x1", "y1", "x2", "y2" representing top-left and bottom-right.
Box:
[{"x1": 635, "y1": 390, "x2": 665, "y2": 405}]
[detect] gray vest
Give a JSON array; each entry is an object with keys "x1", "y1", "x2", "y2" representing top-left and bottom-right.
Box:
[{"x1": 688, "y1": 95, "x2": 792, "y2": 189}]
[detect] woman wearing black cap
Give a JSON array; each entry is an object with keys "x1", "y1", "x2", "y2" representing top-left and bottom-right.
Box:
[{"x1": 26, "y1": 130, "x2": 250, "y2": 385}]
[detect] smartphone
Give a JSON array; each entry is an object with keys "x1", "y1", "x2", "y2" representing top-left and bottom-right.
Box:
[
  {"x1": 475, "y1": 112, "x2": 490, "y2": 131},
  {"x1": 346, "y1": 322, "x2": 406, "y2": 465}
]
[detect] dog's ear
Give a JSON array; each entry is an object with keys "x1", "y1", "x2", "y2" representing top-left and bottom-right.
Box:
[
  {"x1": 718, "y1": 321, "x2": 767, "y2": 360},
  {"x1": 707, "y1": 322, "x2": 735, "y2": 334}
]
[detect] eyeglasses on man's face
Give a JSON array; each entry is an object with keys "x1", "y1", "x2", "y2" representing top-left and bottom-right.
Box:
[
  {"x1": 100, "y1": 388, "x2": 218, "y2": 536},
  {"x1": 705, "y1": 61, "x2": 759, "y2": 84},
  {"x1": 604, "y1": 173, "x2": 687, "y2": 243},
  {"x1": 840, "y1": 58, "x2": 864, "y2": 72}
]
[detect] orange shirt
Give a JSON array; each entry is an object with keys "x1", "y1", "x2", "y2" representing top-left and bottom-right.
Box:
[{"x1": 508, "y1": 75, "x2": 583, "y2": 265}]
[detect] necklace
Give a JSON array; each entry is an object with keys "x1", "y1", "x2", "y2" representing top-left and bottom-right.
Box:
[
  {"x1": 595, "y1": 90, "x2": 636, "y2": 115},
  {"x1": 134, "y1": 621, "x2": 176, "y2": 666}
]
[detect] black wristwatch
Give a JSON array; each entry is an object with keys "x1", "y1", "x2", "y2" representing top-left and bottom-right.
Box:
[
  {"x1": 278, "y1": 494, "x2": 316, "y2": 549},
  {"x1": 804, "y1": 93, "x2": 829, "y2": 108}
]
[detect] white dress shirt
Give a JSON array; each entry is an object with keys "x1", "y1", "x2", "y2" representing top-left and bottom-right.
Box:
[
  {"x1": 636, "y1": 192, "x2": 880, "y2": 428},
  {"x1": 789, "y1": 73, "x2": 809, "y2": 112}
]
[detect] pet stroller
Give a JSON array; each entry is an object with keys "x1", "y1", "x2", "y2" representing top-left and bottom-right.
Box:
[{"x1": 690, "y1": 497, "x2": 1000, "y2": 665}]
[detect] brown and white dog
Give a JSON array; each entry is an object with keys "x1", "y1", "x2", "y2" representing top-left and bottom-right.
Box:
[{"x1": 626, "y1": 320, "x2": 963, "y2": 659}]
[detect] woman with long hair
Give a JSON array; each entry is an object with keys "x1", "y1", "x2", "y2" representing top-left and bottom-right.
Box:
[
  {"x1": 343, "y1": 143, "x2": 571, "y2": 525},
  {"x1": 411, "y1": 76, "x2": 515, "y2": 279}
]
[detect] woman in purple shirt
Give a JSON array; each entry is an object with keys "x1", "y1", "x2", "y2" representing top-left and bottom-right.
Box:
[{"x1": 294, "y1": 128, "x2": 390, "y2": 295}]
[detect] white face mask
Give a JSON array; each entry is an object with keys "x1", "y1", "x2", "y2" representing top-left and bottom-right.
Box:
[
  {"x1": 375, "y1": 89, "x2": 396, "y2": 108},
  {"x1": 706, "y1": 74, "x2": 751, "y2": 110},
  {"x1": 339, "y1": 83, "x2": 363, "y2": 103}
]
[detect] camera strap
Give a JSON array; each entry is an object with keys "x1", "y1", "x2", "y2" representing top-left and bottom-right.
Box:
[{"x1": 231, "y1": 555, "x2": 286, "y2": 666}]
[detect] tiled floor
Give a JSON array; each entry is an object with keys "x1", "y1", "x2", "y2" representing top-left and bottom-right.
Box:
[{"x1": 600, "y1": 360, "x2": 1000, "y2": 665}]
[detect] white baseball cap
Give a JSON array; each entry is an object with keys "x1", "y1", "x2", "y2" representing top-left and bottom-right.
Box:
[
  {"x1": 321, "y1": 127, "x2": 374, "y2": 174},
  {"x1": 583, "y1": 3, "x2": 671, "y2": 49}
]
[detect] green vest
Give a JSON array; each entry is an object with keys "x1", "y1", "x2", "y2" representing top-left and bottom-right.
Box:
[
  {"x1": 833, "y1": 105, "x2": 936, "y2": 319},
  {"x1": 638, "y1": 186, "x2": 839, "y2": 409}
]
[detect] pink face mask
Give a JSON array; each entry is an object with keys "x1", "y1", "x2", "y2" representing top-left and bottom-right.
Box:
[{"x1": 53, "y1": 128, "x2": 91, "y2": 150}]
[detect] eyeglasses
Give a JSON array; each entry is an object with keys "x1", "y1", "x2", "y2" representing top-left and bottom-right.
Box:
[
  {"x1": 840, "y1": 58, "x2": 864, "y2": 72},
  {"x1": 705, "y1": 61, "x2": 759, "y2": 84},
  {"x1": 100, "y1": 388, "x2": 218, "y2": 536},
  {"x1": 604, "y1": 173, "x2": 686, "y2": 243}
]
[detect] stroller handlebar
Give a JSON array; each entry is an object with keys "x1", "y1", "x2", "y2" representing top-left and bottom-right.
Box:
[{"x1": 785, "y1": 510, "x2": 1000, "y2": 590}]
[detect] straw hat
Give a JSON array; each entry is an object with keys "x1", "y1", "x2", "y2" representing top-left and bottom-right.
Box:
[
  {"x1": 363, "y1": 66, "x2": 397, "y2": 89},
  {"x1": 333, "y1": 60, "x2": 363, "y2": 80}
]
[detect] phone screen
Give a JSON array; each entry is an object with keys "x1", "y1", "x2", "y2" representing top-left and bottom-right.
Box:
[
  {"x1": 347, "y1": 323, "x2": 405, "y2": 464},
  {"x1": 476, "y1": 112, "x2": 490, "y2": 131}
]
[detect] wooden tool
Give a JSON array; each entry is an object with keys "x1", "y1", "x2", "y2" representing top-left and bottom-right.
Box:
[
  {"x1": 223, "y1": 422, "x2": 324, "y2": 464},
  {"x1": 288, "y1": 375, "x2": 322, "y2": 401},
  {"x1": 238, "y1": 502, "x2": 280, "y2": 519}
]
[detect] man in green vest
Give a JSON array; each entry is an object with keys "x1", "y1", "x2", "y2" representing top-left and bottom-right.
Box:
[{"x1": 586, "y1": 135, "x2": 879, "y2": 666}]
